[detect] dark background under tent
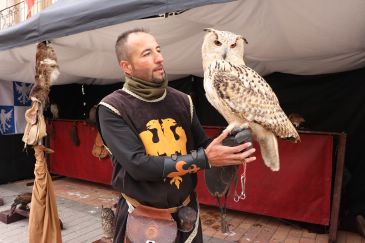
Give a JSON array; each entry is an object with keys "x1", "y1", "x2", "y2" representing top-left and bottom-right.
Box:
[{"x1": 1, "y1": 66, "x2": 364, "y2": 220}]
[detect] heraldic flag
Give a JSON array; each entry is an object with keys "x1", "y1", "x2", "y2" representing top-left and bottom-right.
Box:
[{"x1": 0, "y1": 81, "x2": 33, "y2": 135}]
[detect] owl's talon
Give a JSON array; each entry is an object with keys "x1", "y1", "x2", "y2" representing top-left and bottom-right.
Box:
[
  {"x1": 227, "y1": 123, "x2": 250, "y2": 136},
  {"x1": 225, "y1": 122, "x2": 241, "y2": 133},
  {"x1": 239, "y1": 123, "x2": 249, "y2": 130}
]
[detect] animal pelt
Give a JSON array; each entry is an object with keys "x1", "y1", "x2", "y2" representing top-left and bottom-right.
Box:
[
  {"x1": 23, "y1": 41, "x2": 59, "y2": 147},
  {"x1": 288, "y1": 113, "x2": 306, "y2": 129},
  {"x1": 10, "y1": 192, "x2": 32, "y2": 215},
  {"x1": 30, "y1": 41, "x2": 60, "y2": 106}
]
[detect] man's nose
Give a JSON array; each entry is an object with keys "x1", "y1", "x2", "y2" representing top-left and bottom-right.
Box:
[{"x1": 155, "y1": 52, "x2": 164, "y2": 63}]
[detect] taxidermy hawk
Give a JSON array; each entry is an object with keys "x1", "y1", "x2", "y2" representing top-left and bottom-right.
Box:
[{"x1": 10, "y1": 192, "x2": 32, "y2": 215}]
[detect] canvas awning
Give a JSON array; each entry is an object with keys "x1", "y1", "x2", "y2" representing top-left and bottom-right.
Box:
[{"x1": 0, "y1": 0, "x2": 364, "y2": 85}]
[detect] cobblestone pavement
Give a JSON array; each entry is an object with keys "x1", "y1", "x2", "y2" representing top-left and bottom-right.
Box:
[
  {"x1": 0, "y1": 182, "x2": 103, "y2": 243},
  {"x1": 0, "y1": 178, "x2": 364, "y2": 243}
]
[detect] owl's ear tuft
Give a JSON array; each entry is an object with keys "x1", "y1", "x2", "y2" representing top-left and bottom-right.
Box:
[
  {"x1": 204, "y1": 28, "x2": 219, "y2": 39},
  {"x1": 237, "y1": 36, "x2": 248, "y2": 44},
  {"x1": 203, "y1": 28, "x2": 215, "y2": 33}
]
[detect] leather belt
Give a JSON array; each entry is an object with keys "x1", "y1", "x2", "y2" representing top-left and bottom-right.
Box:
[{"x1": 121, "y1": 193, "x2": 191, "y2": 213}]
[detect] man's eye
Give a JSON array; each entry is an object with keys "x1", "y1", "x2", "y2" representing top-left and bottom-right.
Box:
[{"x1": 143, "y1": 52, "x2": 150, "y2": 56}]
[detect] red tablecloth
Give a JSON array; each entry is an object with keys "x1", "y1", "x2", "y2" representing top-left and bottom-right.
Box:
[
  {"x1": 50, "y1": 121, "x2": 333, "y2": 225},
  {"x1": 49, "y1": 120, "x2": 113, "y2": 185},
  {"x1": 198, "y1": 127, "x2": 333, "y2": 225}
]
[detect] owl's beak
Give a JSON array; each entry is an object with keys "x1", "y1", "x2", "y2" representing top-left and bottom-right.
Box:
[{"x1": 222, "y1": 48, "x2": 228, "y2": 60}]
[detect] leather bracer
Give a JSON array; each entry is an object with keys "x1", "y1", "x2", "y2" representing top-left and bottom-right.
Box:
[{"x1": 163, "y1": 147, "x2": 208, "y2": 178}]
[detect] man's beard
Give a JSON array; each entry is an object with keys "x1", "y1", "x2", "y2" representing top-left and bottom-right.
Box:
[
  {"x1": 152, "y1": 76, "x2": 165, "y2": 84},
  {"x1": 152, "y1": 70, "x2": 165, "y2": 84}
]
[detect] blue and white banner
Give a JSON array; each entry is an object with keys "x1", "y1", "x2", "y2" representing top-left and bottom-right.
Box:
[{"x1": 0, "y1": 81, "x2": 33, "y2": 135}]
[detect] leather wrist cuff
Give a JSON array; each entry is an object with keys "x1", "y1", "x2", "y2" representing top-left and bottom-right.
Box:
[{"x1": 163, "y1": 147, "x2": 208, "y2": 178}]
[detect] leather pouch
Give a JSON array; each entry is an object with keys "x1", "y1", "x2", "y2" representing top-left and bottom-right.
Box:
[
  {"x1": 92, "y1": 131, "x2": 109, "y2": 159},
  {"x1": 125, "y1": 204, "x2": 177, "y2": 243},
  {"x1": 69, "y1": 122, "x2": 80, "y2": 146},
  {"x1": 22, "y1": 97, "x2": 47, "y2": 146}
]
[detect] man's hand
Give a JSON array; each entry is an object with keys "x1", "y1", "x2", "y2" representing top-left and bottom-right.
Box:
[{"x1": 204, "y1": 129, "x2": 256, "y2": 167}]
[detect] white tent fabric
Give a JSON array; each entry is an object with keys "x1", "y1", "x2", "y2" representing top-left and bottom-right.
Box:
[{"x1": 0, "y1": 0, "x2": 364, "y2": 85}]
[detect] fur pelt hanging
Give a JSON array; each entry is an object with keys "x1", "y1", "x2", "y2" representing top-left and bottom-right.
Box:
[
  {"x1": 31, "y1": 41, "x2": 60, "y2": 106},
  {"x1": 22, "y1": 41, "x2": 60, "y2": 146}
]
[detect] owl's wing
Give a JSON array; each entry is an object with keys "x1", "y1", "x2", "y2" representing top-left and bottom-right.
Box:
[{"x1": 208, "y1": 60, "x2": 299, "y2": 141}]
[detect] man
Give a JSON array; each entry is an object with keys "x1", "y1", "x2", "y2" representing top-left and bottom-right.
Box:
[{"x1": 97, "y1": 28, "x2": 256, "y2": 242}]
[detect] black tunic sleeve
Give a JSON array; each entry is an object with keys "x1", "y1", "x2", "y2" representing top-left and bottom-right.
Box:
[{"x1": 98, "y1": 105, "x2": 165, "y2": 182}]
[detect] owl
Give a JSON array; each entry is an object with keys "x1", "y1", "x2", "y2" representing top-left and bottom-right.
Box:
[
  {"x1": 101, "y1": 205, "x2": 115, "y2": 240},
  {"x1": 202, "y1": 28, "x2": 299, "y2": 171}
]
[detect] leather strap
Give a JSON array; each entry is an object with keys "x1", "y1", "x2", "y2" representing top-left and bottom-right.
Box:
[{"x1": 121, "y1": 193, "x2": 191, "y2": 213}]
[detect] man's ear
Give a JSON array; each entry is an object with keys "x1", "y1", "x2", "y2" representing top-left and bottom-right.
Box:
[{"x1": 120, "y1": 60, "x2": 132, "y2": 75}]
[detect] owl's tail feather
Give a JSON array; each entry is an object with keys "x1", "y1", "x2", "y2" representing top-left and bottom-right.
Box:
[
  {"x1": 284, "y1": 135, "x2": 300, "y2": 143},
  {"x1": 256, "y1": 129, "x2": 280, "y2": 171},
  {"x1": 281, "y1": 120, "x2": 300, "y2": 143}
]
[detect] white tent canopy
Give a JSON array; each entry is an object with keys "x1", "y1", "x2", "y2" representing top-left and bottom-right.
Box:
[{"x1": 0, "y1": 0, "x2": 364, "y2": 85}]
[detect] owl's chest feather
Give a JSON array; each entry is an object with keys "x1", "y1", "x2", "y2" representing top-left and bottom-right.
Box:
[{"x1": 203, "y1": 69, "x2": 229, "y2": 115}]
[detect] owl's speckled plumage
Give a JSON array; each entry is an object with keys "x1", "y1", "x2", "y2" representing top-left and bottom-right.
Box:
[
  {"x1": 101, "y1": 205, "x2": 115, "y2": 239},
  {"x1": 202, "y1": 28, "x2": 299, "y2": 171}
]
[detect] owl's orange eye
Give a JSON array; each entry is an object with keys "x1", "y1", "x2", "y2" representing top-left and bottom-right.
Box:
[
  {"x1": 230, "y1": 43, "x2": 236, "y2": 48},
  {"x1": 214, "y1": 40, "x2": 222, "y2": 46}
]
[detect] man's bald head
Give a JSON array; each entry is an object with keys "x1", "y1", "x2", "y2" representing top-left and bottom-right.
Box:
[{"x1": 115, "y1": 28, "x2": 149, "y2": 63}]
